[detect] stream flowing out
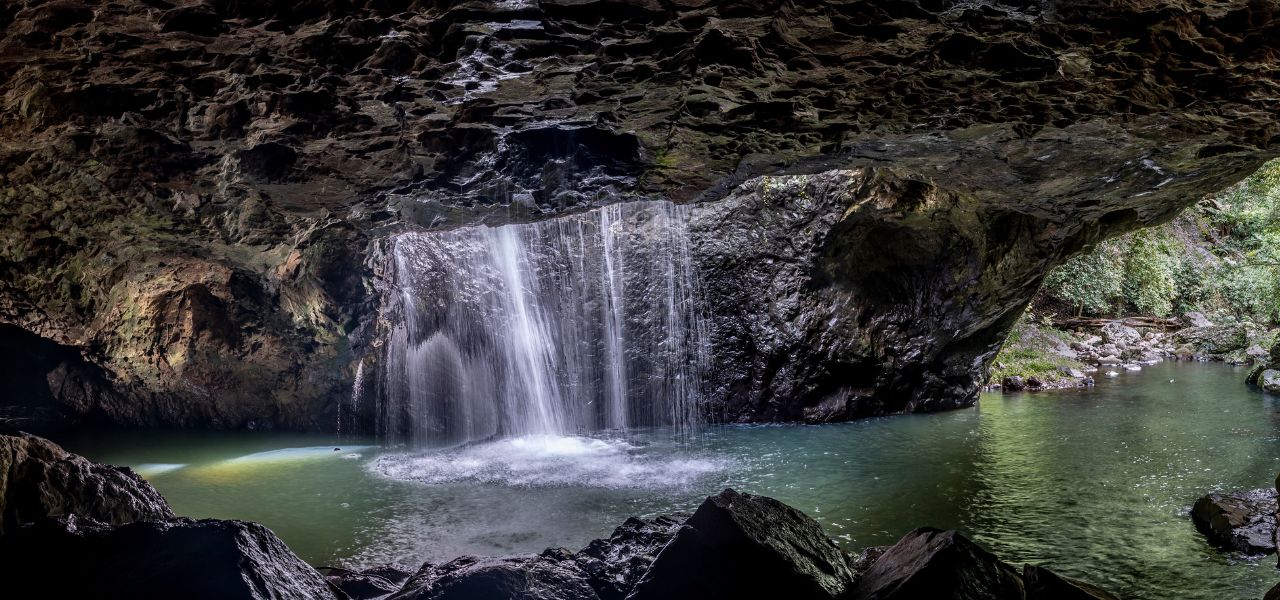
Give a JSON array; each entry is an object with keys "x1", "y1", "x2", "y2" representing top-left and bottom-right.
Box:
[{"x1": 51, "y1": 362, "x2": 1280, "y2": 600}]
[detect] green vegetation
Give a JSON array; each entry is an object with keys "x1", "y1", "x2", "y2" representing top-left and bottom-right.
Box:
[
  {"x1": 1042, "y1": 159, "x2": 1280, "y2": 322},
  {"x1": 989, "y1": 315, "x2": 1086, "y2": 384}
]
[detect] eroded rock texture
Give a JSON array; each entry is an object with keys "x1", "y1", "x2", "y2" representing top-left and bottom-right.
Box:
[
  {"x1": 0, "y1": 432, "x2": 173, "y2": 534},
  {"x1": 1191, "y1": 488, "x2": 1278, "y2": 555},
  {"x1": 2, "y1": 0, "x2": 1279, "y2": 428}
]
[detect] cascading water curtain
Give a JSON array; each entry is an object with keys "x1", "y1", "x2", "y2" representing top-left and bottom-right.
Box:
[{"x1": 381, "y1": 201, "x2": 710, "y2": 447}]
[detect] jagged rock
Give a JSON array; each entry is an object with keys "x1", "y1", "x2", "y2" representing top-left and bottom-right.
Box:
[
  {"x1": 1001, "y1": 376, "x2": 1026, "y2": 392},
  {"x1": 573, "y1": 515, "x2": 683, "y2": 600},
  {"x1": 0, "y1": 515, "x2": 338, "y2": 600},
  {"x1": 849, "y1": 527, "x2": 1024, "y2": 600},
  {"x1": 1023, "y1": 565, "x2": 1119, "y2": 600},
  {"x1": 2, "y1": 0, "x2": 1280, "y2": 430},
  {"x1": 0, "y1": 432, "x2": 172, "y2": 534},
  {"x1": 629, "y1": 488, "x2": 857, "y2": 600},
  {"x1": 1262, "y1": 370, "x2": 1280, "y2": 394},
  {"x1": 852, "y1": 546, "x2": 890, "y2": 578},
  {"x1": 323, "y1": 565, "x2": 413, "y2": 600},
  {"x1": 1183, "y1": 312, "x2": 1215, "y2": 328},
  {"x1": 1191, "y1": 489, "x2": 1277, "y2": 555},
  {"x1": 389, "y1": 553, "x2": 598, "y2": 600},
  {"x1": 1100, "y1": 323, "x2": 1141, "y2": 345},
  {"x1": 1175, "y1": 325, "x2": 1250, "y2": 357}
]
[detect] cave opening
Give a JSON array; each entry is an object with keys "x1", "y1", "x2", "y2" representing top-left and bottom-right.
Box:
[{"x1": 0, "y1": 324, "x2": 92, "y2": 428}]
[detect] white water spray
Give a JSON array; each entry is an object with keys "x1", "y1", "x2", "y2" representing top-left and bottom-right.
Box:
[{"x1": 381, "y1": 201, "x2": 709, "y2": 447}]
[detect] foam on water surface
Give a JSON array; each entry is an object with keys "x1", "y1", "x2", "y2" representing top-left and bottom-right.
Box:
[{"x1": 370, "y1": 434, "x2": 723, "y2": 490}]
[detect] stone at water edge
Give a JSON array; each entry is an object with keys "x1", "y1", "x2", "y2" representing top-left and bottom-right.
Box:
[
  {"x1": 1190, "y1": 489, "x2": 1277, "y2": 555},
  {"x1": 1266, "y1": 580, "x2": 1280, "y2": 600},
  {"x1": 1175, "y1": 325, "x2": 1250, "y2": 358},
  {"x1": 1002, "y1": 376, "x2": 1026, "y2": 391},
  {"x1": 849, "y1": 527, "x2": 1024, "y2": 600},
  {"x1": 1023, "y1": 565, "x2": 1119, "y2": 600},
  {"x1": 0, "y1": 515, "x2": 339, "y2": 600},
  {"x1": 0, "y1": 432, "x2": 173, "y2": 534},
  {"x1": 573, "y1": 515, "x2": 684, "y2": 600},
  {"x1": 323, "y1": 565, "x2": 413, "y2": 600},
  {"x1": 628, "y1": 488, "x2": 858, "y2": 600},
  {"x1": 388, "y1": 553, "x2": 599, "y2": 600},
  {"x1": 1262, "y1": 370, "x2": 1280, "y2": 394},
  {"x1": 385, "y1": 514, "x2": 685, "y2": 600}
]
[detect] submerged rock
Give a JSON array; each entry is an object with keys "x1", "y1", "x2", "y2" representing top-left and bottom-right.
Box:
[
  {"x1": 849, "y1": 527, "x2": 1024, "y2": 600},
  {"x1": 0, "y1": 515, "x2": 338, "y2": 600},
  {"x1": 1191, "y1": 489, "x2": 1277, "y2": 555},
  {"x1": 0, "y1": 432, "x2": 172, "y2": 534},
  {"x1": 629, "y1": 488, "x2": 857, "y2": 599}
]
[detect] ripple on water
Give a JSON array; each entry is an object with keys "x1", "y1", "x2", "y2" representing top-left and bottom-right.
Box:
[{"x1": 369, "y1": 435, "x2": 726, "y2": 490}]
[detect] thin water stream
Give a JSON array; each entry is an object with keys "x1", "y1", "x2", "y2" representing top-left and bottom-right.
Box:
[{"x1": 49, "y1": 361, "x2": 1280, "y2": 600}]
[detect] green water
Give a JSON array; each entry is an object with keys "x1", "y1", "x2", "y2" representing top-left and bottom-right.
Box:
[{"x1": 50, "y1": 362, "x2": 1280, "y2": 600}]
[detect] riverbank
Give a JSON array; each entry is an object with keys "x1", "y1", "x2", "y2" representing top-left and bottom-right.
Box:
[{"x1": 988, "y1": 311, "x2": 1279, "y2": 392}]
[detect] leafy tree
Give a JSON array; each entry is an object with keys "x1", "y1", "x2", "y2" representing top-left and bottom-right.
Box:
[
  {"x1": 1121, "y1": 229, "x2": 1177, "y2": 317},
  {"x1": 1041, "y1": 159, "x2": 1280, "y2": 323},
  {"x1": 1043, "y1": 240, "x2": 1123, "y2": 315}
]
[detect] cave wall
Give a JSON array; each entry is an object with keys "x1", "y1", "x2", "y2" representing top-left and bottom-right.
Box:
[{"x1": 1, "y1": 0, "x2": 1277, "y2": 430}]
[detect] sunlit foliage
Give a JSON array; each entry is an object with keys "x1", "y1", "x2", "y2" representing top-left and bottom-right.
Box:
[{"x1": 1042, "y1": 159, "x2": 1280, "y2": 322}]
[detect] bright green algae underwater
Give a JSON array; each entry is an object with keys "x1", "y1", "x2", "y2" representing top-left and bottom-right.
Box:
[{"x1": 52, "y1": 361, "x2": 1280, "y2": 600}]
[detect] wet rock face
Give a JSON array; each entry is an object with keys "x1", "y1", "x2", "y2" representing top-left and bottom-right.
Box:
[
  {"x1": 1191, "y1": 488, "x2": 1277, "y2": 555},
  {"x1": 2, "y1": 0, "x2": 1280, "y2": 429},
  {"x1": 0, "y1": 515, "x2": 338, "y2": 600},
  {"x1": 629, "y1": 488, "x2": 858, "y2": 599},
  {"x1": 572, "y1": 515, "x2": 684, "y2": 600},
  {"x1": 850, "y1": 527, "x2": 1025, "y2": 600},
  {"x1": 0, "y1": 432, "x2": 173, "y2": 535}
]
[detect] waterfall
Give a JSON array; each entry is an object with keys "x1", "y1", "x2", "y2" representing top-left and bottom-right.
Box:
[{"x1": 381, "y1": 201, "x2": 709, "y2": 447}]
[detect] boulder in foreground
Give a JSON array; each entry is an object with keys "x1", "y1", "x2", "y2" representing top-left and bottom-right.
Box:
[
  {"x1": 1023, "y1": 564, "x2": 1119, "y2": 600},
  {"x1": 628, "y1": 488, "x2": 858, "y2": 599},
  {"x1": 849, "y1": 527, "x2": 1024, "y2": 600},
  {"x1": 0, "y1": 515, "x2": 337, "y2": 600},
  {"x1": 1191, "y1": 489, "x2": 1277, "y2": 555},
  {"x1": 0, "y1": 432, "x2": 173, "y2": 534},
  {"x1": 390, "y1": 552, "x2": 598, "y2": 600}
]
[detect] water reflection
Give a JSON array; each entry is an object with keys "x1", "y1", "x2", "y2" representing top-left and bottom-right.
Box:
[{"x1": 51, "y1": 362, "x2": 1280, "y2": 600}]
